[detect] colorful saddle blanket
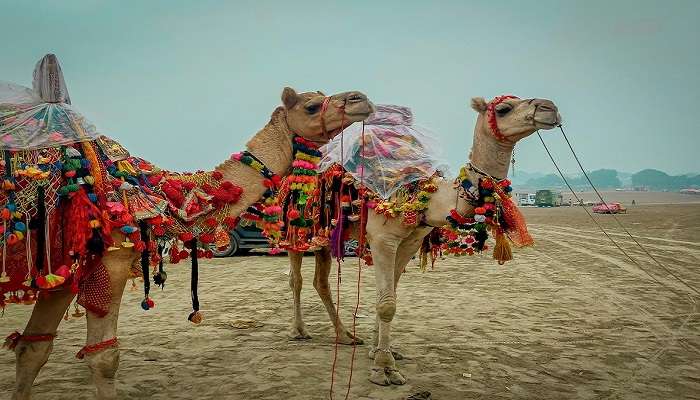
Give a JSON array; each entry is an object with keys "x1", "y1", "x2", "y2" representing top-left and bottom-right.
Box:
[{"x1": 0, "y1": 136, "x2": 241, "y2": 315}]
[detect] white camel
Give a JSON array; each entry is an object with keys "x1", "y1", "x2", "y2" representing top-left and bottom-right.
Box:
[{"x1": 286, "y1": 95, "x2": 561, "y2": 385}]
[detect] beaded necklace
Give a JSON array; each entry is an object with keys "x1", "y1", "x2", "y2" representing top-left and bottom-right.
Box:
[{"x1": 440, "y1": 165, "x2": 515, "y2": 263}]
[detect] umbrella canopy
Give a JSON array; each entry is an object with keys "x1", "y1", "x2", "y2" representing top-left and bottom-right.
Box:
[
  {"x1": 319, "y1": 104, "x2": 447, "y2": 199},
  {"x1": 0, "y1": 54, "x2": 99, "y2": 150}
]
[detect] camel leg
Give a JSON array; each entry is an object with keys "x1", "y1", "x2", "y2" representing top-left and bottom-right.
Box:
[
  {"x1": 12, "y1": 288, "x2": 75, "y2": 400},
  {"x1": 312, "y1": 247, "x2": 363, "y2": 345},
  {"x1": 83, "y1": 253, "x2": 131, "y2": 400},
  {"x1": 366, "y1": 230, "x2": 405, "y2": 386},
  {"x1": 369, "y1": 229, "x2": 427, "y2": 362},
  {"x1": 288, "y1": 251, "x2": 311, "y2": 340}
]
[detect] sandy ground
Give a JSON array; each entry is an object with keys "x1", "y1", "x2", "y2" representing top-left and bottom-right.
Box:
[{"x1": 1, "y1": 200, "x2": 699, "y2": 399}]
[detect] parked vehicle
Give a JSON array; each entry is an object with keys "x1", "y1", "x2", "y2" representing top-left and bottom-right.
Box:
[
  {"x1": 535, "y1": 190, "x2": 563, "y2": 207},
  {"x1": 592, "y1": 202, "x2": 627, "y2": 214},
  {"x1": 212, "y1": 225, "x2": 360, "y2": 257},
  {"x1": 516, "y1": 192, "x2": 536, "y2": 206},
  {"x1": 212, "y1": 224, "x2": 271, "y2": 257}
]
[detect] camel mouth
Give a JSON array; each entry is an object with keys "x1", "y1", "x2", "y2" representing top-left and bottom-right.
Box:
[
  {"x1": 535, "y1": 121, "x2": 558, "y2": 129},
  {"x1": 344, "y1": 100, "x2": 374, "y2": 122},
  {"x1": 344, "y1": 111, "x2": 373, "y2": 121},
  {"x1": 534, "y1": 112, "x2": 562, "y2": 130}
]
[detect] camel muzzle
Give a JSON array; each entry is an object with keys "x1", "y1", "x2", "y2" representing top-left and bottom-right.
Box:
[
  {"x1": 345, "y1": 93, "x2": 374, "y2": 120},
  {"x1": 532, "y1": 99, "x2": 561, "y2": 128}
]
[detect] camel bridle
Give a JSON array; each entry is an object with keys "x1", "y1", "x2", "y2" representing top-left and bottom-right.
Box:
[{"x1": 319, "y1": 96, "x2": 347, "y2": 141}]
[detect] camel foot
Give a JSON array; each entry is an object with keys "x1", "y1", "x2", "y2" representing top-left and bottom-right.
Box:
[
  {"x1": 289, "y1": 325, "x2": 312, "y2": 341},
  {"x1": 369, "y1": 367, "x2": 406, "y2": 386},
  {"x1": 336, "y1": 330, "x2": 364, "y2": 345},
  {"x1": 368, "y1": 346, "x2": 404, "y2": 360},
  {"x1": 387, "y1": 367, "x2": 407, "y2": 385},
  {"x1": 369, "y1": 367, "x2": 391, "y2": 386}
]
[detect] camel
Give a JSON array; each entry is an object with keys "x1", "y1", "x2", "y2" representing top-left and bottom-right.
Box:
[
  {"x1": 286, "y1": 95, "x2": 561, "y2": 385},
  {"x1": 3, "y1": 56, "x2": 373, "y2": 400}
]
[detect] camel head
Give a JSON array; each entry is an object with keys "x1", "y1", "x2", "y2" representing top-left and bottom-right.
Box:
[
  {"x1": 281, "y1": 87, "x2": 374, "y2": 145},
  {"x1": 470, "y1": 96, "x2": 560, "y2": 144}
]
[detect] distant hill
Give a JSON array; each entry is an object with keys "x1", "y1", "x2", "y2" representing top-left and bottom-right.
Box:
[
  {"x1": 631, "y1": 169, "x2": 700, "y2": 190},
  {"x1": 513, "y1": 168, "x2": 699, "y2": 191},
  {"x1": 517, "y1": 168, "x2": 621, "y2": 189},
  {"x1": 508, "y1": 170, "x2": 546, "y2": 186}
]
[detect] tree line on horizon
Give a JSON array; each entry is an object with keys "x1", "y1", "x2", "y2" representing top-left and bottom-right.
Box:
[{"x1": 517, "y1": 168, "x2": 700, "y2": 190}]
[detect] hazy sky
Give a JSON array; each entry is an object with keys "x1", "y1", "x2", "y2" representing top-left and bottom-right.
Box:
[{"x1": 1, "y1": 0, "x2": 698, "y2": 175}]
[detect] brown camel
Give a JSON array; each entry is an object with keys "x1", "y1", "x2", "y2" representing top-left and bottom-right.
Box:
[
  {"x1": 6, "y1": 71, "x2": 373, "y2": 399},
  {"x1": 286, "y1": 95, "x2": 561, "y2": 386}
]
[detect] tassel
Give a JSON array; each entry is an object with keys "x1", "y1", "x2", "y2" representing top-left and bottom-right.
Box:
[
  {"x1": 188, "y1": 238, "x2": 202, "y2": 324},
  {"x1": 3, "y1": 331, "x2": 21, "y2": 351},
  {"x1": 36, "y1": 273, "x2": 66, "y2": 289},
  {"x1": 419, "y1": 235, "x2": 430, "y2": 272},
  {"x1": 492, "y1": 229, "x2": 513, "y2": 265},
  {"x1": 493, "y1": 185, "x2": 534, "y2": 247}
]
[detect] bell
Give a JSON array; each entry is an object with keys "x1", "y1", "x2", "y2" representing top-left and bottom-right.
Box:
[
  {"x1": 0, "y1": 271, "x2": 10, "y2": 283},
  {"x1": 121, "y1": 237, "x2": 134, "y2": 248}
]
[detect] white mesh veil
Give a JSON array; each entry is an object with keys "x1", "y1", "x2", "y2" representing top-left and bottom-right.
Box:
[
  {"x1": 320, "y1": 104, "x2": 447, "y2": 199},
  {"x1": 0, "y1": 54, "x2": 99, "y2": 150}
]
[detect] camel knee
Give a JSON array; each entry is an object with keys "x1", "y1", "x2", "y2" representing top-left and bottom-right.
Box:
[
  {"x1": 15, "y1": 339, "x2": 53, "y2": 367},
  {"x1": 376, "y1": 298, "x2": 396, "y2": 323},
  {"x1": 13, "y1": 340, "x2": 54, "y2": 398},
  {"x1": 86, "y1": 347, "x2": 120, "y2": 379},
  {"x1": 289, "y1": 273, "x2": 302, "y2": 292},
  {"x1": 313, "y1": 277, "x2": 330, "y2": 295}
]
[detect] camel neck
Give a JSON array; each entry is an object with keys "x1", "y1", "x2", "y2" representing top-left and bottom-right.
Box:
[
  {"x1": 213, "y1": 108, "x2": 295, "y2": 219},
  {"x1": 468, "y1": 115, "x2": 514, "y2": 180}
]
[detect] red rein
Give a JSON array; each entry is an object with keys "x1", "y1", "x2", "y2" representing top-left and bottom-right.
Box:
[
  {"x1": 319, "y1": 97, "x2": 346, "y2": 140},
  {"x1": 486, "y1": 95, "x2": 519, "y2": 141}
]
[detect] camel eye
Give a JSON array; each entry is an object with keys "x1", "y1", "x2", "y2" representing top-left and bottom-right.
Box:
[
  {"x1": 305, "y1": 104, "x2": 321, "y2": 114},
  {"x1": 495, "y1": 104, "x2": 512, "y2": 116}
]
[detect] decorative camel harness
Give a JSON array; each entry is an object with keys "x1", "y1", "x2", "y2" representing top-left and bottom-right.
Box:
[
  {"x1": 0, "y1": 123, "x2": 332, "y2": 357},
  {"x1": 256, "y1": 96, "x2": 534, "y2": 268}
]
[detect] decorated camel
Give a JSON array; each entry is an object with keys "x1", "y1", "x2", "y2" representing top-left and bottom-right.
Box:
[
  {"x1": 1, "y1": 55, "x2": 373, "y2": 399},
  {"x1": 282, "y1": 95, "x2": 561, "y2": 385}
]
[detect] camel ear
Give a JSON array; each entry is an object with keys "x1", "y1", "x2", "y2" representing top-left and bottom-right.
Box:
[
  {"x1": 470, "y1": 97, "x2": 488, "y2": 113},
  {"x1": 282, "y1": 87, "x2": 299, "y2": 109},
  {"x1": 316, "y1": 91, "x2": 326, "y2": 96}
]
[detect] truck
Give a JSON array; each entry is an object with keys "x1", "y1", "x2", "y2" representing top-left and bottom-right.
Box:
[
  {"x1": 535, "y1": 190, "x2": 563, "y2": 207},
  {"x1": 516, "y1": 192, "x2": 536, "y2": 206}
]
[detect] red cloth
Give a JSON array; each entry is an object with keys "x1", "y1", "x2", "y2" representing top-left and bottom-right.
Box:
[{"x1": 77, "y1": 258, "x2": 112, "y2": 317}]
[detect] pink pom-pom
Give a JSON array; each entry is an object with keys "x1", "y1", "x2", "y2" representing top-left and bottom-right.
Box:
[{"x1": 231, "y1": 152, "x2": 243, "y2": 161}]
